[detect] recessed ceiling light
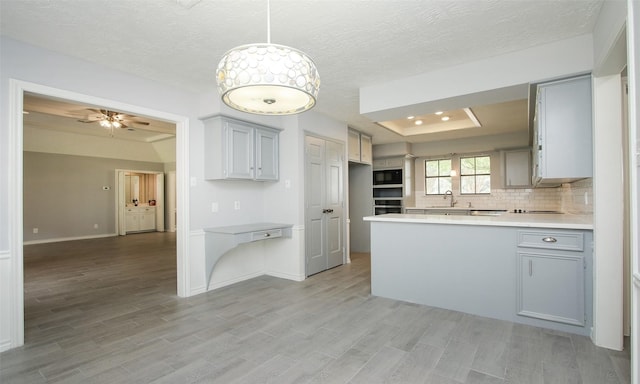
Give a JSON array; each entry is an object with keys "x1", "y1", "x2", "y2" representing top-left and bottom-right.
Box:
[
  {"x1": 441, "y1": 116, "x2": 450, "y2": 121},
  {"x1": 415, "y1": 120, "x2": 423, "y2": 125},
  {"x1": 407, "y1": 116, "x2": 415, "y2": 120},
  {"x1": 435, "y1": 111, "x2": 443, "y2": 115}
]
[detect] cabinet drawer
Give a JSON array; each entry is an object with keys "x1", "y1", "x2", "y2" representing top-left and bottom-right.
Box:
[
  {"x1": 250, "y1": 229, "x2": 282, "y2": 241},
  {"x1": 517, "y1": 231, "x2": 583, "y2": 251}
]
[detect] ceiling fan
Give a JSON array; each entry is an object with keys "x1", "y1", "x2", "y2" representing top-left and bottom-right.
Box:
[{"x1": 77, "y1": 109, "x2": 150, "y2": 136}]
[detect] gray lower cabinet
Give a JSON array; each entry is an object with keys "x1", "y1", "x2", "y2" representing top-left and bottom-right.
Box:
[
  {"x1": 368, "y1": 220, "x2": 592, "y2": 335},
  {"x1": 516, "y1": 230, "x2": 587, "y2": 326}
]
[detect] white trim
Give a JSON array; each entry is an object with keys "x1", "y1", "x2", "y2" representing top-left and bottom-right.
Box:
[
  {"x1": 0, "y1": 339, "x2": 12, "y2": 353},
  {"x1": 0, "y1": 250, "x2": 9, "y2": 260},
  {"x1": 265, "y1": 270, "x2": 305, "y2": 282},
  {"x1": 634, "y1": 273, "x2": 640, "y2": 288},
  {"x1": 23, "y1": 233, "x2": 117, "y2": 246},
  {"x1": 8, "y1": 79, "x2": 191, "y2": 351},
  {"x1": 188, "y1": 229, "x2": 206, "y2": 296},
  {"x1": 9, "y1": 79, "x2": 25, "y2": 348},
  {"x1": 206, "y1": 271, "x2": 265, "y2": 291}
]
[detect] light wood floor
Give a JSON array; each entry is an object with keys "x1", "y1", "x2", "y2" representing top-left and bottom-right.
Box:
[{"x1": 0, "y1": 232, "x2": 631, "y2": 383}]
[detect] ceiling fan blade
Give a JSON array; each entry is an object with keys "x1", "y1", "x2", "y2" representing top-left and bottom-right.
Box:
[
  {"x1": 128, "y1": 120, "x2": 150, "y2": 126},
  {"x1": 77, "y1": 119, "x2": 99, "y2": 123}
]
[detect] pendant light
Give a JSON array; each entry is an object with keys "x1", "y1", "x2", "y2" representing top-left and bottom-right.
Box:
[{"x1": 216, "y1": 0, "x2": 320, "y2": 115}]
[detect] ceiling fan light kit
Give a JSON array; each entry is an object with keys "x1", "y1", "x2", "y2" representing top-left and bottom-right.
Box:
[
  {"x1": 77, "y1": 109, "x2": 150, "y2": 137},
  {"x1": 215, "y1": 0, "x2": 320, "y2": 115}
]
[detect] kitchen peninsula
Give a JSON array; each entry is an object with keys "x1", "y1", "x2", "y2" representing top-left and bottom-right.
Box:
[{"x1": 364, "y1": 212, "x2": 593, "y2": 335}]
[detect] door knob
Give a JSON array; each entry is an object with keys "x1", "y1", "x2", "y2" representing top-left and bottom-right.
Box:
[{"x1": 322, "y1": 209, "x2": 334, "y2": 213}]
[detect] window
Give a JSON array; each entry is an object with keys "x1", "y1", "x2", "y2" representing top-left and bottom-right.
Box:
[
  {"x1": 460, "y1": 155, "x2": 491, "y2": 194},
  {"x1": 424, "y1": 158, "x2": 452, "y2": 195}
]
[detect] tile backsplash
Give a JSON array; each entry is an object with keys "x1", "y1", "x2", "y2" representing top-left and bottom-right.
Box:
[{"x1": 413, "y1": 178, "x2": 593, "y2": 214}]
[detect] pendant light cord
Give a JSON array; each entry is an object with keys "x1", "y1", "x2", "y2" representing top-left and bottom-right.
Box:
[{"x1": 267, "y1": 0, "x2": 271, "y2": 44}]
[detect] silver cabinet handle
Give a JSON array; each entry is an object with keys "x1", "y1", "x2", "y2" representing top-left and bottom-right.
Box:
[
  {"x1": 542, "y1": 236, "x2": 557, "y2": 243},
  {"x1": 529, "y1": 260, "x2": 533, "y2": 276},
  {"x1": 264, "y1": 233, "x2": 271, "y2": 237},
  {"x1": 322, "y1": 209, "x2": 334, "y2": 213}
]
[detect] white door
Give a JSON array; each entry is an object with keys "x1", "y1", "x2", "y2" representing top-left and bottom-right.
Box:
[
  {"x1": 117, "y1": 170, "x2": 126, "y2": 235},
  {"x1": 325, "y1": 140, "x2": 344, "y2": 269},
  {"x1": 155, "y1": 173, "x2": 165, "y2": 232},
  {"x1": 166, "y1": 171, "x2": 177, "y2": 232},
  {"x1": 305, "y1": 135, "x2": 344, "y2": 276}
]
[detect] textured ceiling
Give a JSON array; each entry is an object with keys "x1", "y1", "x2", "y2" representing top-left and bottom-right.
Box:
[{"x1": 0, "y1": 0, "x2": 604, "y2": 144}]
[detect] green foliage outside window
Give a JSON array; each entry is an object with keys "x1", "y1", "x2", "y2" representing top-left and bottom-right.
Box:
[
  {"x1": 461, "y1": 156, "x2": 491, "y2": 194},
  {"x1": 425, "y1": 159, "x2": 452, "y2": 195}
]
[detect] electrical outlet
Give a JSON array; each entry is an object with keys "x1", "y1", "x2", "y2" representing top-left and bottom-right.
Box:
[
  {"x1": 234, "y1": 201, "x2": 240, "y2": 210},
  {"x1": 33, "y1": 228, "x2": 38, "y2": 234},
  {"x1": 284, "y1": 179, "x2": 291, "y2": 189},
  {"x1": 211, "y1": 202, "x2": 219, "y2": 212}
]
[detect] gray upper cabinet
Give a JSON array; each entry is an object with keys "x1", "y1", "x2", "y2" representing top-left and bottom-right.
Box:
[
  {"x1": 532, "y1": 75, "x2": 593, "y2": 187},
  {"x1": 503, "y1": 149, "x2": 531, "y2": 188},
  {"x1": 255, "y1": 128, "x2": 279, "y2": 180},
  {"x1": 203, "y1": 115, "x2": 280, "y2": 181},
  {"x1": 348, "y1": 129, "x2": 372, "y2": 165}
]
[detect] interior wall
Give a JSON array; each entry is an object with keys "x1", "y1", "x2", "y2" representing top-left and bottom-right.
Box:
[
  {"x1": 1, "y1": 36, "x2": 198, "y2": 350},
  {"x1": 590, "y1": 0, "x2": 628, "y2": 352},
  {"x1": 626, "y1": 0, "x2": 639, "y2": 382},
  {"x1": 348, "y1": 163, "x2": 372, "y2": 253},
  {"x1": 23, "y1": 151, "x2": 164, "y2": 243}
]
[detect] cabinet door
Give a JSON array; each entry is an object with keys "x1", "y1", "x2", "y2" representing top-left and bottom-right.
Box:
[
  {"x1": 505, "y1": 149, "x2": 530, "y2": 188},
  {"x1": 226, "y1": 123, "x2": 254, "y2": 179},
  {"x1": 347, "y1": 130, "x2": 360, "y2": 162},
  {"x1": 139, "y1": 208, "x2": 156, "y2": 231},
  {"x1": 536, "y1": 75, "x2": 592, "y2": 180},
  {"x1": 255, "y1": 128, "x2": 279, "y2": 181},
  {"x1": 125, "y1": 209, "x2": 138, "y2": 232},
  {"x1": 360, "y1": 134, "x2": 372, "y2": 164},
  {"x1": 517, "y1": 252, "x2": 585, "y2": 326}
]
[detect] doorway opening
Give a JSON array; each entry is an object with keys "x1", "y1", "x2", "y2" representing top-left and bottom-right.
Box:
[
  {"x1": 116, "y1": 170, "x2": 167, "y2": 235},
  {"x1": 9, "y1": 79, "x2": 190, "y2": 348}
]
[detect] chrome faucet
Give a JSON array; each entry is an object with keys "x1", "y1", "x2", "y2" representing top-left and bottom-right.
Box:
[{"x1": 444, "y1": 190, "x2": 456, "y2": 207}]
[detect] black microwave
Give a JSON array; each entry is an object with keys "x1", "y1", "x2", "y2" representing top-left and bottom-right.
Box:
[{"x1": 373, "y1": 169, "x2": 403, "y2": 185}]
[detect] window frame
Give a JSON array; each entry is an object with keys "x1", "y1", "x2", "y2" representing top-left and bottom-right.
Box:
[
  {"x1": 459, "y1": 155, "x2": 491, "y2": 195},
  {"x1": 424, "y1": 158, "x2": 452, "y2": 195}
]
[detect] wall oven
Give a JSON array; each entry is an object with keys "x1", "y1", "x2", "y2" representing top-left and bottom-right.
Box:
[{"x1": 373, "y1": 186, "x2": 403, "y2": 215}]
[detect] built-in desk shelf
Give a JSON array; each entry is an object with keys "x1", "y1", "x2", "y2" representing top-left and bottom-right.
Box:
[{"x1": 203, "y1": 223, "x2": 293, "y2": 289}]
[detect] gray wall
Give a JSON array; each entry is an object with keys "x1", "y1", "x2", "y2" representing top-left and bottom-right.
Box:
[
  {"x1": 348, "y1": 162, "x2": 373, "y2": 253},
  {"x1": 24, "y1": 151, "x2": 165, "y2": 242}
]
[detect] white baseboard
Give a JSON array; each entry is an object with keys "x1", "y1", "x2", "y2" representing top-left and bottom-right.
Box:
[
  {"x1": 23, "y1": 233, "x2": 118, "y2": 245},
  {"x1": 207, "y1": 271, "x2": 264, "y2": 291},
  {"x1": 0, "y1": 339, "x2": 12, "y2": 353},
  {"x1": 266, "y1": 270, "x2": 305, "y2": 282},
  {"x1": 190, "y1": 285, "x2": 207, "y2": 296}
]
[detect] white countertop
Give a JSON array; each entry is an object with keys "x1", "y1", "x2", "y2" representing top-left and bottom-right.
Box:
[{"x1": 364, "y1": 212, "x2": 593, "y2": 230}]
